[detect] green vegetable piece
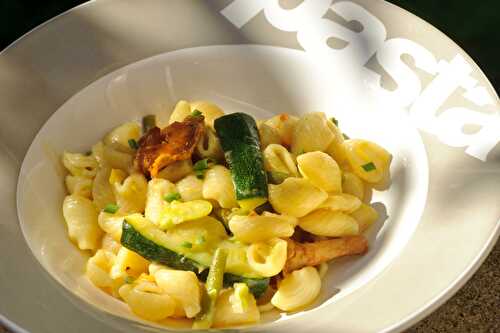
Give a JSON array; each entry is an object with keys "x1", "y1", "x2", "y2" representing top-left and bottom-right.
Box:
[
  {"x1": 191, "y1": 109, "x2": 203, "y2": 117},
  {"x1": 142, "y1": 115, "x2": 156, "y2": 133},
  {"x1": 128, "y1": 139, "x2": 139, "y2": 150},
  {"x1": 195, "y1": 169, "x2": 205, "y2": 179},
  {"x1": 163, "y1": 192, "x2": 181, "y2": 202},
  {"x1": 267, "y1": 171, "x2": 289, "y2": 185},
  {"x1": 330, "y1": 117, "x2": 339, "y2": 126},
  {"x1": 193, "y1": 248, "x2": 228, "y2": 329},
  {"x1": 181, "y1": 241, "x2": 193, "y2": 249},
  {"x1": 343, "y1": 133, "x2": 350, "y2": 140},
  {"x1": 361, "y1": 162, "x2": 376, "y2": 172},
  {"x1": 193, "y1": 159, "x2": 209, "y2": 171},
  {"x1": 103, "y1": 203, "x2": 119, "y2": 214},
  {"x1": 124, "y1": 276, "x2": 135, "y2": 284}
]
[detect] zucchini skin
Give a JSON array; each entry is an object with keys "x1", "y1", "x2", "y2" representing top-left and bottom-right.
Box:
[
  {"x1": 214, "y1": 113, "x2": 268, "y2": 201},
  {"x1": 121, "y1": 220, "x2": 269, "y2": 298}
]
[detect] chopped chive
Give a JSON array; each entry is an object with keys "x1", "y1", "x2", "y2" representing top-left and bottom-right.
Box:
[
  {"x1": 343, "y1": 133, "x2": 350, "y2": 140},
  {"x1": 128, "y1": 139, "x2": 139, "y2": 150},
  {"x1": 361, "y1": 162, "x2": 376, "y2": 172},
  {"x1": 267, "y1": 171, "x2": 289, "y2": 185},
  {"x1": 103, "y1": 203, "x2": 119, "y2": 214},
  {"x1": 196, "y1": 236, "x2": 206, "y2": 246},
  {"x1": 330, "y1": 117, "x2": 339, "y2": 126},
  {"x1": 181, "y1": 241, "x2": 193, "y2": 249},
  {"x1": 193, "y1": 158, "x2": 210, "y2": 171},
  {"x1": 195, "y1": 169, "x2": 205, "y2": 179},
  {"x1": 191, "y1": 109, "x2": 203, "y2": 117},
  {"x1": 124, "y1": 276, "x2": 135, "y2": 284},
  {"x1": 163, "y1": 192, "x2": 181, "y2": 202},
  {"x1": 142, "y1": 115, "x2": 156, "y2": 133}
]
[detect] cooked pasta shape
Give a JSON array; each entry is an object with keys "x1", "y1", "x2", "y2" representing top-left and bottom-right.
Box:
[
  {"x1": 189, "y1": 100, "x2": 225, "y2": 129},
  {"x1": 351, "y1": 203, "x2": 379, "y2": 233},
  {"x1": 259, "y1": 123, "x2": 281, "y2": 149},
  {"x1": 265, "y1": 113, "x2": 298, "y2": 147},
  {"x1": 299, "y1": 209, "x2": 359, "y2": 237},
  {"x1": 318, "y1": 193, "x2": 362, "y2": 213},
  {"x1": 92, "y1": 167, "x2": 116, "y2": 211},
  {"x1": 342, "y1": 172, "x2": 365, "y2": 200},
  {"x1": 213, "y1": 288, "x2": 260, "y2": 328},
  {"x1": 343, "y1": 139, "x2": 392, "y2": 183},
  {"x1": 202, "y1": 165, "x2": 238, "y2": 209},
  {"x1": 112, "y1": 173, "x2": 148, "y2": 214},
  {"x1": 110, "y1": 247, "x2": 149, "y2": 279},
  {"x1": 156, "y1": 160, "x2": 193, "y2": 183},
  {"x1": 104, "y1": 122, "x2": 141, "y2": 153},
  {"x1": 97, "y1": 211, "x2": 125, "y2": 241},
  {"x1": 62, "y1": 152, "x2": 98, "y2": 178},
  {"x1": 148, "y1": 262, "x2": 170, "y2": 275},
  {"x1": 86, "y1": 249, "x2": 116, "y2": 288},
  {"x1": 119, "y1": 281, "x2": 176, "y2": 321},
  {"x1": 62, "y1": 195, "x2": 102, "y2": 251},
  {"x1": 154, "y1": 269, "x2": 201, "y2": 318},
  {"x1": 101, "y1": 233, "x2": 121, "y2": 254},
  {"x1": 102, "y1": 145, "x2": 134, "y2": 172},
  {"x1": 176, "y1": 174, "x2": 204, "y2": 201},
  {"x1": 291, "y1": 112, "x2": 335, "y2": 155},
  {"x1": 229, "y1": 212, "x2": 297, "y2": 243},
  {"x1": 168, "y1": 100, "x2": 191, "y2": 124},
  {"x1": 195, "y1": 127, "x2": 224, "y2": 161},
  {"x1": 297, "y1": 151, "x2": 342, "y2": 193},
  {"x1": 263, "y1": 144, "x2": 298, "y2": 176},
  {"x1": 268, "y1": 178, "x2": 327, "y2": 218},
  {"x1": 271, "y1": 266, "x2": 321, "y2": 311},
  {"x1": 145, "y1": 178, "x2": 177, "y2": 224},
  {"x1": 65, "y1": 175, "x2": 92, "y2": 198},
  {"x1": 325, "y1": 120, "x2": 348, "y2": 165},
  {"x1": 246, "y1": 238, "x2": 288, "y2": 277}
]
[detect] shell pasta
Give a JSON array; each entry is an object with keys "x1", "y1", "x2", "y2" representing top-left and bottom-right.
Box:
[{"x1": 60, "y1": 100, "x2": 392, "y2": 328}]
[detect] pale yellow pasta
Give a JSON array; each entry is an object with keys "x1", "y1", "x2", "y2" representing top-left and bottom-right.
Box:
[
  {"x1": 112, "y1": 173, "x2": 148, "y2": 214},
  {"x1": 154, "y1": 269, "x2": 201, "y2": 318},
  {"x1": 156, "y1": 160, "x2": 193, "y2": 183},
  {"x1": 92, "y1": 167, "x2": 116, "y2": 211},
  {"x1": 101, "y1": 233, "x2": 121, "y2": 254},
  {"x1": 189, "y1": 100, "x2": 225, "y2": 129},
  {"x1": 110, "y1": 247, "x2": 149, "y2": 279},
  {"x1": 325, "y1": 120, "x2": 348, "y2": 165},
  {"x1": 148, "y1": 262, "x2": 170, "y2": 275},
  {"x1": 65, "y1": 175, "x2": 92, "y2": 198},
  {"x1": 145, "y1": 178, "x2": 177, "y2": 224},
  {"x1": 258, "y1": 123, "x2": 281, "y2": 149},
  {"x1": 265, "y1": 113, "x2": 298, "y2": 147},
  {"x1": 119, "y1": 282, "x2": 176, "y2": 321},
  {"x1": 268, "y1": 178, "x2": 327, "y2": 218},
  {"x1": 299, "y1": 209, "x2": 359, "y2": 237},
  {"x1": 343, "y1": 139, "x2": 392, "y2": 183},
  {"x1": 213, "y1": 288, "x2": 260, "y2": 328},
  {"x1": 62, "y1": 152, "x2": 98, "y2": 178},
  {"x1": 195, "y1": 127, "x2": 224, "y2": 161},
  {"x1": 318, "y1": 193, "x2": 362, "y2": 213},
  {"x1": 97, "y1": 211, "x2": 125, "y2": 241},
  {"x1": 86, "y1": 249, "x2": 116, "y2": 288},
  {"x1": 62, "y1": 195, "x2": 102, "y2": 251},
  {"x1": 271, "y1": 266, "x2": 321, "y2": 311},
  {"x1": 291, "y1": 112, "x2": 335, "y2": 155},
  {"x1": 202, "y1": 165, "x2": 237, "y2": 209},
  {"x1": 297, "y1": 151, "x2": 342, "y2": 193},
  {"x1": 91, "y1": 141, "x2": 106, "y2": 167},
  {"x1": 176, "y1": 174, "x2": 203, "y2": 201},
  {"x1": 317, "y1": 262, "x2": 329, "y2": 279},
  {"x1": 263, "y1": 144, "x2": 298, "y2": 176},
  {"x1": 228, "y1": 212, "x2": 297, "y2": 243},
  {"x1": 371, "y1": 168, "x2": 391, "y2": 191},
  {"x1": 104, "y1": 122, "x2": 141, "y2": 153},
  {"x1": 102, "y1": 145, "x2": 134, "y2": 172},
  {"x1": 246, "y1": 238, "x2": 287, "y2": 277},
  {"x1": 363, "y1": 184, "x2": 373, "y2": 203},
  {"x1": 342, "y1": 171, "x2": 365, "y2": 200},
  {"x1": 351, "y1": 203, "x2": 379, "y2": 233},
  {"x1": 168, "y1": 100, "x2": 191, "y2": 124}
]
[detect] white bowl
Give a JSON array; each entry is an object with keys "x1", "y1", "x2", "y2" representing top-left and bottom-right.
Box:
[{"x1": 2, "y1": 1, "x2": 499, "y2": 332}]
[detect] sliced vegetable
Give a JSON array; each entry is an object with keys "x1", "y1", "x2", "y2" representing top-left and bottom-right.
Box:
[
  {"x1": 103, "y1": 203, "x2": 119, "y2": 214},
  {"x1": 163, "y1": 192, "x2": 181, "y2": 202},
  {"x1": 193, "y1": 158, "x2": 210, "y2": 171},
  {"x1": 142, "y1": 115, "x2": 156, "y2": 133},
  {"x1": 193, "y1": 248, "x2": 227, "y2": 329},
  {"x1": 362, "y1": 162, "x2": 376, "y2": 172},
  {"x1": 214, "y1": 113, "x2": 268, "y2": 211},
  {"x1": 158, "y1": 199, "x2": 213, "y2": 229}
]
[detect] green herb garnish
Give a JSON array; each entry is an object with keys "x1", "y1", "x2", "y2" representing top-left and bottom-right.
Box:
[
  {"x1": 267, "y1": 171, "x2": 289, "y2": 185},
  {"x1": 191, "y1": 109, "x2": 203, "y2": 117},
  {"x1": 103, "y1": 203, "x2": 119, "y2": 214},
  {"x1": 128, "y1": 139, "x2": 139, "y2": 150},
  {"x1": 142, "y1": 115, "x2": 157, "y2": 133},
  {"x1": 124, "y1": 276, "x2": 135, "y2": 284},
  {"x1": 361, "y1": 162, "x2": 376, "y2": 172},
  {"x1": 181, "y1": 241, "x2": 193, "y2": 249},
  {"x1": 330, "y1": 117, "x2": 339, "y2": 126},
  {"x1": 163, "y1": 192, "x2": 181, "y2": 202},
  {"x1": 343, "y1": 133, "x2": 350, "y2": 140},
  {"x1": 193, "y1": 158, "x2": 210, "y2": 171},
  {"x1": 195, "y1": 169, "x2": 205, "y2": 179}
]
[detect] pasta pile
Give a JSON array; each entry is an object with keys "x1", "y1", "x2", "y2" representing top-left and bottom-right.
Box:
[{"x1": 61, "y1": 100, "x2": 392, "y2": 328}]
